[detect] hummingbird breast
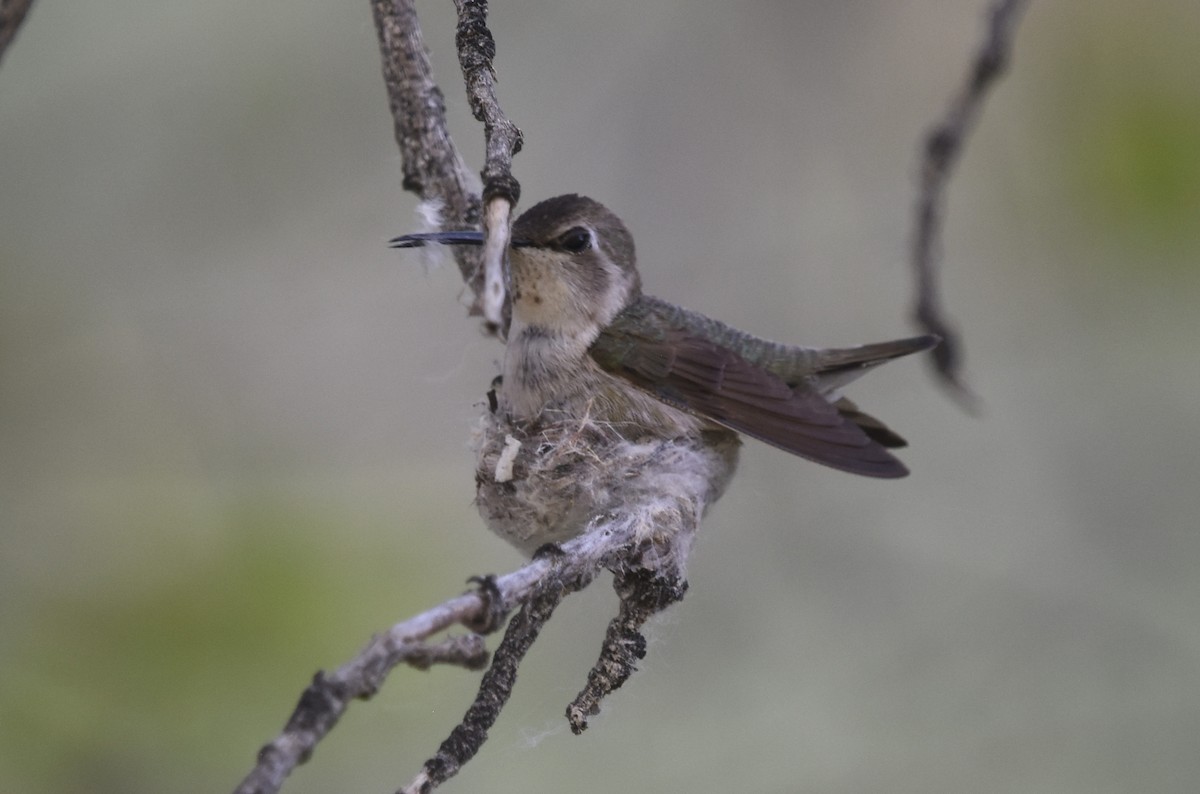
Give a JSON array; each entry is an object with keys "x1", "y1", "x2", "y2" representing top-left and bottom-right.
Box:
[
  {"x1": 478, "y1": 321, "x2": 740, "y2": 554},
  {"x1": 502, "y1": 320, "x2": 706, "y2": 440}
]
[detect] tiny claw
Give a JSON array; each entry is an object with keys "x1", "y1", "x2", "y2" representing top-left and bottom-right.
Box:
[
  {"x1": 486, "y1": 375, "x2": 504, "y2": 413},
  {"x1": 531, "y1": 542, "x2": 566, "y2": 560},
  {"x1": 464, "y1": 575, "x2": 509, "y2": 634}
]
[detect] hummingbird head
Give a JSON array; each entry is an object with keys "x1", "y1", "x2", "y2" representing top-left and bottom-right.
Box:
[
  {"x1": 507, "y1": 194, "x2": 641, "y2": 334},
  {"x1": 391, "y1": 194, "x2": 641, "y2": 335}
]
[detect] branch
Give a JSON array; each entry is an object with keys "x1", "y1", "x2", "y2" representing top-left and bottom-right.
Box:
[
  {"x1": 372, "y1": 0, "x2": 480, "y2": 284},
  {"x1": 0, "y1": 0, "x2": 36, "y2": 67},
  {"x1": 402, "y1": 573, "x2": 576, "y2": 794},
  {"x1": 232, "y1": 507, "x2": 676, "y2": 794},
  {"x1": 454, "y1": 0, "x2": 523, "y2": 333},
  {"x1": 567, "y1": 566, "x2": 688, "y2": 734},
  {"x1": 373, "y1": 0, "x2": 522, "y2": 334},
  {"x1": 911, "y1": 0, "x2": 1028, "y2": 409}
]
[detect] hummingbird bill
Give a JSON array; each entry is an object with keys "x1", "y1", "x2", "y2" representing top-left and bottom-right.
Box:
[{"x1": 392, "y1": 194, "x2": 936, "y2": 553}]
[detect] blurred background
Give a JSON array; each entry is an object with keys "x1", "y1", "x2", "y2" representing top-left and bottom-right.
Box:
[{"x1": 3, "y1": 2, "x2": 1199, "y2": 792}]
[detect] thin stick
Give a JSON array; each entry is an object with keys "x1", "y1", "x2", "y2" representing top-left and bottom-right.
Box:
[
  {"x1": 912, "y1": 0, "x2": 1028, "y2": 409},
  {"x1": 231, "y1": 513, "x2": 647, "y2": 794},
  {"x1": 453, "y1": 0, "x2": 524, "y2": 332}
]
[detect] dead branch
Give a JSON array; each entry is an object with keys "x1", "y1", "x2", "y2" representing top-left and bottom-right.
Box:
[
  {"x1": 401, "y1": 573, "x2": 576, "y2": 793},
  {"x1": 372, "y1": 0, "x2": 481, "y2": 286},
  {"x1": 232, "y1": 500, "x2": 687, "y2": 794},
  {"x1": 567, "y1": 566, "x2": 688, "y2": 734},
  {"x1": 912, "y1": 0, "x2": 1028, "y2": 409},
  {"x1": 453, "y1": 0, "x2": 523, "y2": 332},
  {"x1": 372, "y1": 0, "x2": 522, "y2": 333}
]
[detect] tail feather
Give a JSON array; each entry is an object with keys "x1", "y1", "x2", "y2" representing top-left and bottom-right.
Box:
[
  {"x1": 812, "y1": 334, "x2": 940, "y2": 374},
  {"x1": 798, "y1": 334, "x2": 939, "y2": 395}
]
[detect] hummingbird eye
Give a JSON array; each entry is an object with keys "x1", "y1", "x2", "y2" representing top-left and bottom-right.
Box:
[{"x1": 557, "y1": 226, "x2": 592, "y2": 253}]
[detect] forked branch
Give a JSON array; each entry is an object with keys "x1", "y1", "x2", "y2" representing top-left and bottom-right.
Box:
[
  {"x1": 233, "y1": 510, "x2": 664, "y2": 794},
  {"x1": 371, "y1": 0, "x2": 522, "y2": 333}
]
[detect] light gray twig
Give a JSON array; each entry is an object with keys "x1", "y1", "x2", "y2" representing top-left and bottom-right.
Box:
[
  {"x1": 401, "y1": 573, "x2": 578, "y2": 793},
  {"x1": 453, "y1": 0, "x2": 523, "y2": 332},
  {"x1": 371, "y1": 0, "x2": 485, "y2": 320},
  {"x1": 231, "y1": 512, "x2": 657, "y2": 794},
  {"x1": 372, "y1": 0, "x2": 522, "y2": 333}
]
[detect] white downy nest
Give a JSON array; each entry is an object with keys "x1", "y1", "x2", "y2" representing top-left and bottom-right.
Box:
[{"x1": 473, "y1": 403, "x2": 741, "y2": 570}]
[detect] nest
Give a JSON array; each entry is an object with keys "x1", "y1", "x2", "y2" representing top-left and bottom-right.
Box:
[{"x1": 474, "y1": 403, "x2": 741, "y2": 559}]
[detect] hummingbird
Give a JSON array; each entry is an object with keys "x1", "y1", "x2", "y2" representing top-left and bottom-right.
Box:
[{"x1": 392, "y1": 195, "x2": 936, "y2": 549}]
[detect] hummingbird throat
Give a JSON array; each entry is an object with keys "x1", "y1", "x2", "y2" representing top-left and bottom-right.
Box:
[{"x1": 501, "y1": 319, "x2": 601, "y2": 420}]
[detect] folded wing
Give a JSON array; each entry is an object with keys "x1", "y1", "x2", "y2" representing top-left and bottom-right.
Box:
[{"x1": 591, "y1": 326, "x2": 909, "y2": 478}]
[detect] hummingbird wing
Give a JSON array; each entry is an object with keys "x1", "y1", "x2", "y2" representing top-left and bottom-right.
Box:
[
  {"x1": 833, "y1": 397, "x2": 909, "y2": 449},
  {"x1": 590, "y1": 323, "x2": 909, "y2": 479}
]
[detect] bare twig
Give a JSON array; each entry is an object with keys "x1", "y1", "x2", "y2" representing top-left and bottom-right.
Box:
[
  {"x1": 404, "y1": 634, "x2": 491, "y2": 671},
  {"x1": 454, "y1": 0, "x2": 523, "y2": 333},
  {"x1": 912, "y1": 0, "x2": 1028, "y2": 409},
  {"x1": 567, "y1": 566, "x2": 688, "y2": 734},
  {"x1": 453, "y1": 0, "x2": 523, "y2": 209},
  {"x1": 373, "y1": 0, "x2": 522, "y2": 333},
  {"x1": 372, "y1": 0, "x2": 479, "y2": 255},
  {"x1": 232, "y1": 513, "x2": 652, "y2": 794},
  {"x1": 403, "y1": 572, "x2": 581, "y2": 793},
  {"x1": 0, "y1": 0, "x2": 36, "y2": 66}
]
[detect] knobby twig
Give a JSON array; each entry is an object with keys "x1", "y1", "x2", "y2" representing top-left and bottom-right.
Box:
[
  {"x1": 402, "y1": 573, "x2": 577, "y2": 794},
  {"x1": 454, "y1": 0, "x2": 524, "y2": 333},
  {"x1": 567, "y1": 566, "x2": 689, "y2": 734},
  {"x1": 233, "y1": 513, "x2": 656, "y2": 794},
  {"x1": 912, "y1": 0, "x2": 1028, "y2": 410},
  {"x1": 372, "y1": 0, "x2": 522, "y2": 334},
  {"x1": 403, "y1": 634, "x2": 491, "y2": 672},
  {"x1": 0, "y1": 0, "x2": 36, "y2": 66},
  {"x1": 372, "y1": 0, "x2": 480, "y2": 285}
]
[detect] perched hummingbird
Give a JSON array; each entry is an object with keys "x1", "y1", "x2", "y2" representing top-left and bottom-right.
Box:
[{"x1": 392, "y1": 194, "x2": 936, "y2": 550}]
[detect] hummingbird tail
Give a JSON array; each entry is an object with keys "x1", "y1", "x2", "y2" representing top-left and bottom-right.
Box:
[
  {"x1": 812, "y1": 334, "x2": 940, "y2": 374},
  {"x1": 804, "y1": 334, "x2": 939, "y2": 396}
]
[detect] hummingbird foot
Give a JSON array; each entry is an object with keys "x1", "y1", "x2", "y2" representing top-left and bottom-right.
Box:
[
  {"x1": 531, "y1": 541, "x2": 566, "y2": 560},
  {"x1": 463, "y1": 575, "x2": 509, "y2": 635}
]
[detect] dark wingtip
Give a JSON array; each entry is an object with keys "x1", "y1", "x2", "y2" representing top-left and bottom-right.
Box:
[
  {"x1": 805, "y1": 444, "x2": 911, "y2": 479},
  {"x1": 864, "y1": 457, "x2": 910, "y2": 479}
]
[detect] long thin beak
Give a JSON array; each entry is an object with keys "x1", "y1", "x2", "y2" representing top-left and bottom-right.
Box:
[
  {"x1": 389, "y1": 230, "x2": 534, "y2": 249},
  {"x1": 389, "y1": 230, "x2": 485, "y2": 248}
]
